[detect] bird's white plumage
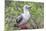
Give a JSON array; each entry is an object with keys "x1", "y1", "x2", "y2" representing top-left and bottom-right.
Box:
[
  {"x1": 18, "y1": 14, "x2": 30, "y2": 25},
  {"x1": 23, "y1": 5, "x2": 30, "y2": 14},
  {"x1": 16, "y1": 5, "x2": 31, "y2": 26}
]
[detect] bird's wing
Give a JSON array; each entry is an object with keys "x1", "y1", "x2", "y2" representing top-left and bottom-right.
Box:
[{"x1": 16, "y1": 15, "x2": 23, "y2": 24}]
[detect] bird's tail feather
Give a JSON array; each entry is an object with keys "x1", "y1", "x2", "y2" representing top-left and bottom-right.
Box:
[{"x1": 14, "y1": 24, "x2": 19, "y2": 27}]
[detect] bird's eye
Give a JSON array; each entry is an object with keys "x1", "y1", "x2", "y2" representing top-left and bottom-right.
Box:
[{"x1": 26, "y1": 6, "x2": 29, "y2": 9}]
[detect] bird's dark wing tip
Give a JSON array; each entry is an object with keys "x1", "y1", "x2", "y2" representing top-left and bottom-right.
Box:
[{"x1": 16, "y1": 15, "x2": 23, "y2": 23}]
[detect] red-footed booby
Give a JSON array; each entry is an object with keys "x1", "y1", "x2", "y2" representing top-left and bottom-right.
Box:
[{"x1": 14, "y1": 5, "x2": 31, "y2": 29}]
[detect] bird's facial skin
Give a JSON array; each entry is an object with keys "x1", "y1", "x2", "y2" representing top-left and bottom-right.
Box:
[
  {"x1": 23, "y1": 5, "x2": 31, "y2": 11},
  {"x1": 25, "y1": 6, "x2": 30, "y2": 10}
]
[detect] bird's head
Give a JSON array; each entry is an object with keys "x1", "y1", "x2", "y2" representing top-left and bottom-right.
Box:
[{"x1": 23, "y1": 5, "x2": 31, "y2": 11}]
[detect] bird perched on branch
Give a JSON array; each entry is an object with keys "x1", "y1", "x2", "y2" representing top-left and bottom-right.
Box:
[{"x1": 14, "y1": 5, "x2": 31, "y2": 29}]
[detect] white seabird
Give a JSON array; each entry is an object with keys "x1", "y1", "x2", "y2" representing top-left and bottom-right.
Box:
[{"x1": 16, "y1": 5, "x2": 31, "y2": 26}]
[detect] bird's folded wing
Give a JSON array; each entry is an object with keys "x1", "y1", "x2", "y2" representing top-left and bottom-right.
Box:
[{"x1": 16, "y1": 15, "x2": 23, "y2": 24}]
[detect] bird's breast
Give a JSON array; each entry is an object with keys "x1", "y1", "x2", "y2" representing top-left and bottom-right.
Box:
[{"x1": 22, "y1": 14, "x2": 30, "y2": 20}]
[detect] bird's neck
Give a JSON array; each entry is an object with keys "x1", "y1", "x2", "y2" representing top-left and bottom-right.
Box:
[{"x1": 24, "y1": 10, "x2": 30, "y2": 14}]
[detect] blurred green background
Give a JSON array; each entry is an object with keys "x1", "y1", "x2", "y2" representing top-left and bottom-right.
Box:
[{"x1": 5, "y1": 1, "x2": 44, "y2": 31}]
